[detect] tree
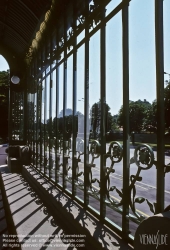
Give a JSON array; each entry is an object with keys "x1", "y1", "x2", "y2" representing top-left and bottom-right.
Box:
[
  {"x1": 0, "y1": 71, "x2": 9, "y2": 103},
  {"x1": 164, "y1": 82, "x2": 170, "y2": 129},
  {"x1": 142, "y1": 82, "x2": 170, "y2": 131},
  {"x1": 142, "y1": 100, "x2": 157, "y2": 132},
  {"x1": 0, "y1": 70, "x2": 9, "y2": 140},
  {"x1": 117, "y1": 100, "x2": 151, "y2": 133},
  {"x1": 90, "y1": 100, "x2": 113, "y2": 139}
]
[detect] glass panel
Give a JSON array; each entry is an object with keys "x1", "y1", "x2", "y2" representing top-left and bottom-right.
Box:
[
  {"x1": 46, "y1": 66, "x2": 50, "y2": 75},
  {"x1": 106, "y1": 0, "x2": 121, "y2": 17},
  {"x1": 51, "y1": 69, "x2": 56, "y2": 182},
  {"x1": 89, "y1": 30, "x2": 100, "y2": 213},
  {"x1": 129, "y1": 0, "x2": 156, "y2": 236},
  {"x1": 163, "y1": 0, "x2": 170, "y2": 209},
  {"x1": 23, "y1": 0, "x2": 170, "y2": 244},
  {"x1": 29, "y1": 93, "x2": 34, "y2": 163},
  {"x1": 57, "y1": 63, "x2": 64, "y2": 187},
  {"x1": 27, "y1": 93, "x2": 31, "y2": 145},
  {"x1": 77, "y1": 30, "x2": 85, "y2": 44},
  {"x1": 63, "y1": 55, "x2": 73, "y2": 192},
  {"x1": 106, "y1": 11, "x2": 123, "y2": 229},
  {"x1": 76, "y1": 44, "x2": 85, "y2": 200},
  {"x1": 58, "y1": 37, "x2": 64, "y2": 62},
  {"x1": 76, "y1": 11, "x2": 85, "y2": 44},
  {"x1": 37, "y1": 84, "x2": 42, "y2": 170},
  {"x1": 89, "y1": 4, "x2": 101, "y2": 33},
  {"x1": 11, "y1": 92, "x2": 24, "y2": 141},
  {"x1": 44, "y1": 75, "x2": 50, "y2": 177},
  {"x1": 34, "y1": 91, "x2": 37, "y2": 167},
  {"x1": 67, "y1": 27, "x2": 74, "y2": 54},
  {"x1": 52, "y1": 34, "x2": 57, "y2": 69},
  {"x1": 41, "y1": 79, "x2": 45, "y2": 174}
]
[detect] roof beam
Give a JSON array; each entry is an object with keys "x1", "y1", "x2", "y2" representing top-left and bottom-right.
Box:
[
  {"x1": 0, "y1": 20, "x2": 28, "y2": 46},
  {"x1": 17, "y1": 0, "x2": 39, "y2": 21}
]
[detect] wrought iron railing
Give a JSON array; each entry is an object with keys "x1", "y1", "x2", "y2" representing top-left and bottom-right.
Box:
[
  {"x1": 27, "y1": 137, "x2": 170, "y2": 241},
  {"x1": 11, "y1": 0, "x2": 168, "y2": 245}
]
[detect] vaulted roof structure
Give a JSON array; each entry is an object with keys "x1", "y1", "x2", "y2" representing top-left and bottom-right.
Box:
[
  {"x1": 0, "y1": 0, "x2": 53, "y2": 55},
  {"x1": 0, "y1": 0, "x2": 88, "y2": 92},
  {"x1": 0, "y1": 0, "x2": 52, "y2": 71}
]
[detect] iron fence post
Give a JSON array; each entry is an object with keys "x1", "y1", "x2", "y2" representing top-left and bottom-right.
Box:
[
  {"x1": 155, "y1": 0, "x2": 165, "y2": 214},
  {"x1": 100, "y1": 6, "x2": 106, "y2": 221},
  {"x1": 84, "y1": 0, "x2": 90, "y2": 209},
  {"x1": 122, "y1": 0, "x2": 130, "y2": 240}
]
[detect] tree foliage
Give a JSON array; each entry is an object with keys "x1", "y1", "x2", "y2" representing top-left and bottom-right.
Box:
[
  {"x1": 142, "y1": 82, "x2": 170, "y2": 131},
  {"x1": 0, "y1": 71, "x2": 9, "y2": 102},
  {"x1": 117, "y1": 84, "x2": 170, "y2": 133},
  {"x1": 117, "y1": 100, "x2": 151, "y2": 133},
  {"x1": 0, "y1": 70, "x2": 9, "y2": 139},
  {"x1": 164, "y1": 82, "x2": 170, "y2": 129},
  {"x1": 142, "y1": 100, "x2": 157, "y2": 132},
  {"x1": 90, "y1": 100, "x2": 114, "y2": 138}
]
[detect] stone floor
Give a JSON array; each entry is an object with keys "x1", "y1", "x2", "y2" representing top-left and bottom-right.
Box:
[
  {"x1": 0, "y1": 187, "x2": 9, "y2": 250},
  {"x1": 0, "y1": 146, "x2": 10, "y2": 250},
  {"x1": 0, "y1": 146, "x2": 134, "y2": 250}
]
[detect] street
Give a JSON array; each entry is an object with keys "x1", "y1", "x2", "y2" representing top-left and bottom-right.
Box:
[
  {"x1": 1, "y1": 143, "x2": 170, "y2": 237},
  {"x1": 44, "y1": 143, "x2": 170, "y2": 236}
]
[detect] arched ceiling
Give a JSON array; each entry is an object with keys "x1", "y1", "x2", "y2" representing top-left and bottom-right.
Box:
[{"x1": 0, "y1": 0, "x2": 52, "y2": 69}]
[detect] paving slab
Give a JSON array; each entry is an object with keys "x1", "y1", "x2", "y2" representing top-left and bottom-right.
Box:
[
  {"x1": 0, "y1": 163, "x2": 11, "y2": 250},
  {"x1": 1, "y1": 173, "x2": 74, "y2": 250},
  {"x1": 22, "y1": 166, "x2": 134, "y2": 250},
  {"x1": 0, "y1": 148, "x2": 134, "y2": 250}
]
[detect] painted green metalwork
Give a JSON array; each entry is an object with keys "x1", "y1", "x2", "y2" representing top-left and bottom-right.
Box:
[{"x1": 10, "y1": 0, "x2": 170, "y2": 246}]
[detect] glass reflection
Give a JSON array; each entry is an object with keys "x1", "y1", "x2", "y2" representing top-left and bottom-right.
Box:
[
  {"x1": 163, "y1": 0, "x2": 170, "y2": 209},
  {"x1": 57, "y1": 63, "x2": 64, "y2": 186},
  {"x1": 50, "y1": 70, "x2": 56, "y2": 181},
  {"x1": 44, "y1": 75, "x2": 50, "y2": 177},
  {"x1": 89, "y1": 30, "x2": 100, "y2": 212},
  {"x1": 41, "y1": 79, "x2": 45, "y2": 174},
  {"x1": 105, "y1": 11, "x2": 123, "y2": 228},
  {"x1": 76, "y1": 45, "x2": 85, "y2": 200},
  {"x1": 129, "y1": 0, "x2": 156, "y2": 236}
]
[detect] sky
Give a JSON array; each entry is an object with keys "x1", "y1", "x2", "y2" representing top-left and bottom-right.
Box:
[
  {"x1": 1, "y1": 0, "x2": 170, "y2": 116},
  {"x1": 0, "y1": 55, "x2": 9, "y2": 71},
  {"x1": 70, "y1": 0, "x2": 170, "y2": 116}
]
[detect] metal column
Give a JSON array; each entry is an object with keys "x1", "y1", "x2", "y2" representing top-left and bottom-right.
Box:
[
  {"x1": 155, "y1": 0, "x2": 165, "y2": 213},
  {"x1": 122, "y1": 0, "x2": 130, "y2": 240}
]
